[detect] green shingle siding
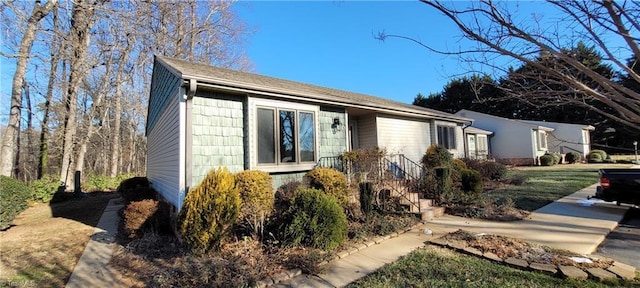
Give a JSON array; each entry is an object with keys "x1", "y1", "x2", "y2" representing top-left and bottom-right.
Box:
[
  {"x1": 190, "y1": 92, "x2": 245, "y2": 186},
  {"x1": 319, "y1": 107, "x2": 348, "y2": 158}
]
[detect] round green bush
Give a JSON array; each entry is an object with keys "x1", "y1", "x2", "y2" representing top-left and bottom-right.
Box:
[
  {"x1": 460, "y1": 168, "x2": 483, "y2": 194},
  {"x1": 587, "y1": 152, "x2": 603, "y2": 163},
  {"x1": 588, "y1": 150, "x2": 607, "y2": 163},
  {"x1": 565, "y1": 151, "x2": 581, "y2": 164},
  {"x1": 1, "y1": 176, "x2": 30, "y2": 230},
  {"x1": 550, "y1": 152, "x2": 562, "y2": 165},
  {"x1": 282, "y1": 188, "x2": 347, "y2": 251},
  {"x1": 422, "y1": 144, "x2": 453, "y2": 169},
  {"x1": 304, "y1": 167, "x2": 349, "y2": 206},
  {"x1": 178, "y1": 167, "x2": 240, "y2": 254},
  {"x1": 540, "y1": 154, "x2": 556, "y2": 166},
  {"x1": 235, "y1": 170, "x2": 274, "y2": 236}
]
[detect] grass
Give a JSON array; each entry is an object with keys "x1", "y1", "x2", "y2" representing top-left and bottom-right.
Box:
[
  {"x1": 487, "y1": 163, "x2": 630, "y2": 211},
  {"x1": 347, "y1": 246, "x2": 639, "y2": 288},
  {"x1": 0, "y1": 192, "x2": 116, "y2": 287}
]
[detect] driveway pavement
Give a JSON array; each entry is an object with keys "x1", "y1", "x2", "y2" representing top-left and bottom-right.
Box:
[{"x1": 596, "y1": 207, "x2": 640, "y2": 269}]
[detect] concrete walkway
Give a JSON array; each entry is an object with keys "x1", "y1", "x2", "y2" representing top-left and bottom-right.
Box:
[
  {"x1": 65, "y1": 198, "x2": 124, "y2": 288},
  {"x1": 276, "y1": 183, "x2": 632, "y2": 287}
]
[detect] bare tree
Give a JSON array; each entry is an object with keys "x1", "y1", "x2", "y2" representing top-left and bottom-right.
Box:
[
  {"x1": 0, "y1": 0, "x2": 57, "y2": 177},
  {"x1": 59, "y1": 0, "x2": 102, "y2": 188},
  {"x1": 381, "y1": 0, "x2": 640, "y2": 131}
]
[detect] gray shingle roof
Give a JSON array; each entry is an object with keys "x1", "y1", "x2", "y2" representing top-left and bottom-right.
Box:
[{"x1": 156, "y1": 55, "x2": 471, "y2": 123}]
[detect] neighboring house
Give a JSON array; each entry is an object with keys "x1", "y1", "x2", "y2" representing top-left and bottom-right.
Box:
[
  {"x1": 147, "y1": 56, "x2": 472, "y2": 209},
  {"x1": 463, "y1": 126, "x2": 493, "y2": 160},
  {"x1": 455, "y1": 110, "x2": 594, "y2": 165}
]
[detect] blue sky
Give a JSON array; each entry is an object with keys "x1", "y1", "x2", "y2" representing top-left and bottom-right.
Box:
[{"x1": 235, "y1": 1, "x2": 488, "y2": 104}]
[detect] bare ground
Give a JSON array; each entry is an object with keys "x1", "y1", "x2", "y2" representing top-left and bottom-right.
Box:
[{"x1": 0, "y1": 192, "x2": 116, "y2": 287}]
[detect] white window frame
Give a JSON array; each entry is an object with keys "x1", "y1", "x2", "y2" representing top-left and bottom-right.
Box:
[
  {"x1": 249, "y1": 98, "x2": 319, "y2": 172},
  {"x1": 437, "y1": 125, "x2": 457, "y2": 150},
  {"x1": 538, "y1": 130, "x2": 548, "y2": 150}
]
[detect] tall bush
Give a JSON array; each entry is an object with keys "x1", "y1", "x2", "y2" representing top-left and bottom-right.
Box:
[
  {"x1": 422, "y1": 144, "x2": 453, "y2": 169},
  {"x1": 1, "y1": 176, "x2": 30, "y2": 230},
  {"x1": 235, "y1": 170, "x2": 274, "y2": 237},
  {"x1": 305, "y1": 167, "x2": 349, "y2": 206},
  {"x1": 178, "y1": 167, "x2": 240, "y2": 254},
  {"x1": 460, "y1": 169, "x2": 483, "y2": 194},
  {"x1": 281, "y1": 188, "x2": 347, "y2": 251}
]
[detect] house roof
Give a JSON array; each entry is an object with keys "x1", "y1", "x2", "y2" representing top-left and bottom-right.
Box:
[
  {"x1": 156, "y1": 56, "x2": 471, "y2": 123},
  {"x1": 456, "y1": 109, "x2": 556, "y2": 131},
  {"x1": 519, "y1": 120, "x2": 595, "y2": 131},
  {"x1": 465, "y1": 126, "x2": 494, "y2": 135}
]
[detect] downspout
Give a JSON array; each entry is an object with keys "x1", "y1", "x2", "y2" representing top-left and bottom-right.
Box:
[
  {"x1": 462, "y1": 121, "x2": 472, "y2": 159},
  {"x1": 184, "y1": 78, "x2": 196, "y2": 205}
]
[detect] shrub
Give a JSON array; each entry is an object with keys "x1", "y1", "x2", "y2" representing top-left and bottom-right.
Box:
[
  {"x1": 549, "y1": 152, "x2": 562, "y2": 165},
  {"x1": 178, "y1": 167, "x2": 240, "y2": 254},
  {"x1": 304, "y1": 167, "x2": 349, "y2": 206},
  {"x1": 83, "y1": 174, "x2": 121, "y2": 192},
  {"x1": 587, "y1": 152, "x2": 603, "y2": 163},
  {"x1": 422, "y1": 144, "x2": 453, "y2": 169},
  {"x1": 359, "y1": 182, "x2": 375, "y2": 214},
  {"x1": 30, "y1": 175, "x2": 62, "y2": 203},
  {"x1": 1, "y1": 176, "x2": 30, "y2": 230},
  {"x1": 589, "y1": 149, "x2": 607, "y2": 160},
  {"x1": 235, "y1": 170, "x2": 274, "y2": 237},
  {"x1": 462, "y1": 159, "x2": 507, "y2": 181},
  {"x1": 539, "y1": 154, "x2": 555, "y2": 166},
  {"x1": 460, "y1": 169, "x2": 483, "y2": 194},
  {"x1": 118, "y1": 177, "x2": 153, "y2": 202},
  {"x1": 123, "y1": 199, "x2": 171, "y2": 238},
  {"x1": 565, "y1": 151, "x2": 581, "y2": 164},
  {"x1": 452, "y1": 159, "x2": 467, "y2": 171},
  {"x1": 281, "y1": 188, "x2": 347, "y2": 251}
]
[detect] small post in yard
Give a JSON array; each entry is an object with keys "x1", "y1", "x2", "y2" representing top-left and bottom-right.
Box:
[
  {"x1": 74, "y1": 170, "x2": 82, "y2": 196},
  {"x1": 634, "y1": 141, "x2": 638, "y2": 164}
]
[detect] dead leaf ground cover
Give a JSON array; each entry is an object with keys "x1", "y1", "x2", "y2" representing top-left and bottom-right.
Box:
[{"x1": 442, "y1": 229, "x2": 614, "y2": 269}]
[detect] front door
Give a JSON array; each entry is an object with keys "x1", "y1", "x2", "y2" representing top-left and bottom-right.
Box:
[{"x1": 467, "y1": 134, "x2": 477, "y2": 159}]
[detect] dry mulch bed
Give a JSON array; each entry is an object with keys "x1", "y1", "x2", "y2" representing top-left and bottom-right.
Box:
[{"x1": 441, "y1": 229, "x2": 614, "y2": 269}]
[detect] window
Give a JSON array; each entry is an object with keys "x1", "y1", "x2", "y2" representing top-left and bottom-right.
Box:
[
  {"x1": 437, "y1": 126, "x2": 456, "y2": 149},
  {"x1": 257, "y1": 107, "x2": 316, "y2": 165},
  {"x1": 538, "y1": 130, "x2": 548, "y2": 150}
]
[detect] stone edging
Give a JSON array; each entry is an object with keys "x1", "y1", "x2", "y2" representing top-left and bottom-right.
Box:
[
  {"x1": 254, "y1": 222, "x2": 425, "y2": 287},
  {"x1": 427, "y1": 237, "x2": 637, "y2": 281}
]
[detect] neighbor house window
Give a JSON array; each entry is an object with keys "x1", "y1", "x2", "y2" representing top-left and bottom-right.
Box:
[
  {"x1": 538, "y1": 130, "x2": 548, "y2": 150},
  {"x1": 437, "y1": 126, "x2": 457, "y2": 149},
  {"x1": 257, "y1": 107, "x2": 316, "y2": 165}
]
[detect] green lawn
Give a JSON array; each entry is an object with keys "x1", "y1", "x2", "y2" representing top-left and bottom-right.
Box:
[
  {"x1": 487, "y1": 163, "x2": 631, "y2": 211},
  {"x1": 347, "y1": 246, "x2": 639, "y2": 288}
]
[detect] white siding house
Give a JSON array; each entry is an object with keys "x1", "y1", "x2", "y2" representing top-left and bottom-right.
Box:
[
  {"x1": 147, "y1": 56, "x2": 471, "y2": 209},
  {"x1": 455, "y1": 110, "x2": 594, "y2": 165}
]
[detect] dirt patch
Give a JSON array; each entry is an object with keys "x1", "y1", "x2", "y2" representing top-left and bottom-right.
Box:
[
  {"x1": 0, "y1": 192, "x2": 117, "y2": 287},
  {"x1": 441, "y1": 229, "x2": 614, "y2": 269}
]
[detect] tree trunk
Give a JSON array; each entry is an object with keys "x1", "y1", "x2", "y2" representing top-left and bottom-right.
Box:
[
  {"x1": 109, "y1": 38, "x2": 133, "y2": 177},
  {"x1": 0, "y1": 0, "x2": 57, "y2": 177},
  {"x1": 60, "y1": 0, "x2": 96, "y2": 189}
]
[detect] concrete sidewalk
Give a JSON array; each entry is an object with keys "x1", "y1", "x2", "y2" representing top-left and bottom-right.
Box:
[
  {"x1": 66, "y1": 198, "x2": 124, "y2": 288},
  {"x1": 276, "y1": 183, "x2": 632, "y2": 287}
]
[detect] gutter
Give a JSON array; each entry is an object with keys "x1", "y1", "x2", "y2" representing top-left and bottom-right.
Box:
[{"x1": 183, "y1": 78, "x2": 197, "y2": 207}]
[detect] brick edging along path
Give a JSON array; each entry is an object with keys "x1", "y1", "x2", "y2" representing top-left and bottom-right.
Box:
[{"x1": 427, "y1": 237, "x2": 637, "y2": 281}]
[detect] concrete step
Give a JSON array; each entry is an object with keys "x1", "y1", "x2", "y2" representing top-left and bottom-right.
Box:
[
  {"x1": 420, "y1": 206, "x2": 445, "y2": 221},
  {"x1": 401, "y1": 198, "x2": 435, "y2": 213}
]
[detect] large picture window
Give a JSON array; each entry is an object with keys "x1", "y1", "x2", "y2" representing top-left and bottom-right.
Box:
[
  {"x1": 257, "y1": 107, "x2": 316, "y2": 165},
  {"x1": 437, "y1": 126, "x2": 456, "y2": 149}
]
